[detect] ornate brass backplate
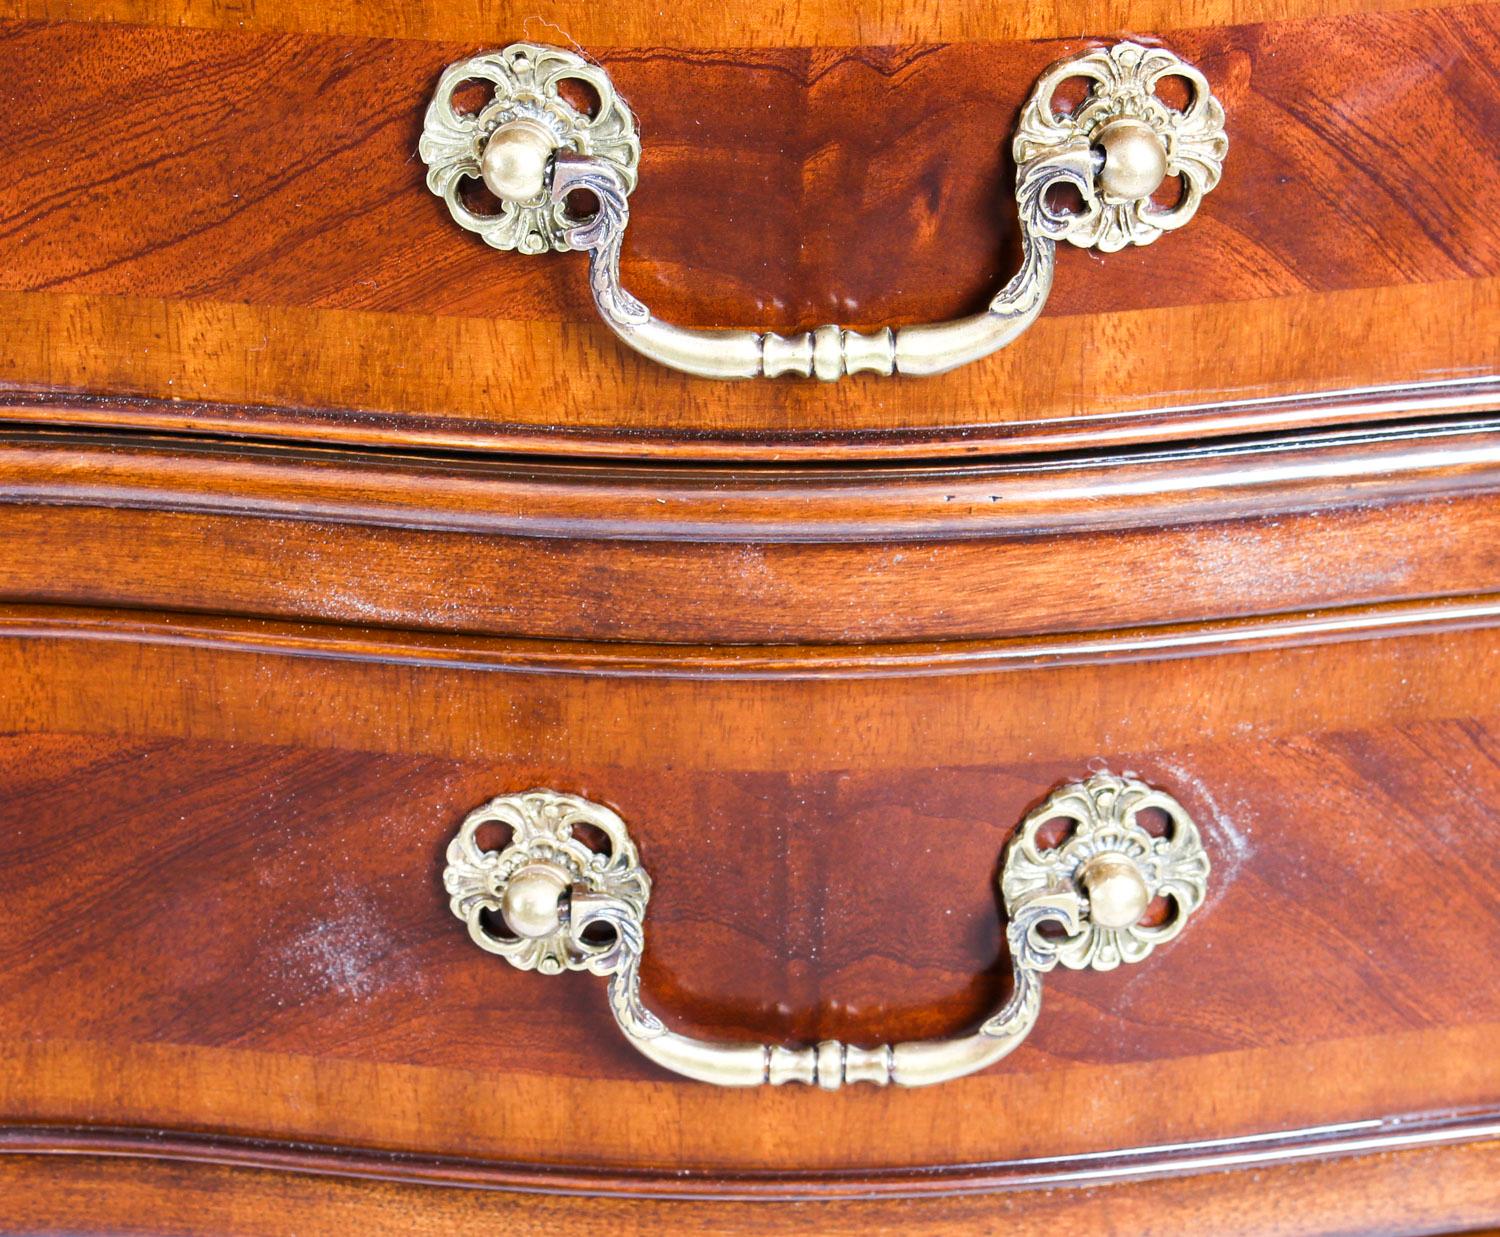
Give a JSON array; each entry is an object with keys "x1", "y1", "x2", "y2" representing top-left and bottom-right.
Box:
[
  {"x1": 442, "y1": 773, "x2": 1211, "y2": 1089},
  {"x1": 420, "y1": 40, "x2": 1227, "y2": 379}
]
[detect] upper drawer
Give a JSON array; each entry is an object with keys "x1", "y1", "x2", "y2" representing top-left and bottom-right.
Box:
[{"x1": 0, "y1": 2, "x2": 1496, "y2": 459}]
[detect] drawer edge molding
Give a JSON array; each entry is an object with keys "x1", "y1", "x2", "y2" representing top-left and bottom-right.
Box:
[
  {"x1": 3, "y1": 418, "x2": 1500, "y2": 643},
  {"x1": 0, "y1": 595, "x2": 1499, "y2": 680},
  {"x1": 4, "y1": 1110, "x2": 1500, "y2": 1202},
  {"x1": 5, "y1": 415, "x2": 1500, "y2": 544},
  {"x1": 3, "y1": 375, "x2": 1498, "y2": 462}
]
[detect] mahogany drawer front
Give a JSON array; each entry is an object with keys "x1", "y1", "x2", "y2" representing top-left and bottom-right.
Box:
[
  {"x1": 2, "y1": 0, "x2": 1497, "y2": 1225},
  {"x1": 2, "y1": 608, "x2": 1500, "y2": 1186},
  {"x1": 0, "y1": 2, "x2": 1496, "y2": 459},
  {"x1": 4, "y1": 419, "x2": 1500, "y2": 1227}
]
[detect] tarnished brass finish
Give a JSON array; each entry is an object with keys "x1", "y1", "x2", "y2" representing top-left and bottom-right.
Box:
[
  {"x1": 1095, "y1": 119, "x2": 1170, "y2": 202},
  {"x1": 442, "y1": 774, "x2": 1211, "y2": 1089},
  {"x1": 418, "y1": 42, "x2": 639, "y2": 255},
  {"x1": 421, "y1": 40, "x2": 1226, "y2": 380},
  {"x1": 479, "y1": 118, "x2": 559, "y2": 204}
]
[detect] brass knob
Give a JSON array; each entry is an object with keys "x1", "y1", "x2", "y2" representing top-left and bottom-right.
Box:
[
  {"x1": 1079, "y1": 853, "x2": 1151, "y2": 929},
  {"x1": 500, "y1": 862, "x2": 569, "y2": 937},
  {"x1": 480, "y1": 117, "x2": 558, "y2": 203},
  {"x1": 1094, "y1": 118, "x2": 1169, "y2": 202}
]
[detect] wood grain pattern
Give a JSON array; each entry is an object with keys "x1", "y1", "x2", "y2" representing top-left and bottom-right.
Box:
[
  {"x1": 4, "y1": 15, "x2": 1494, "y2": 324},
  {"x1": 2, "y1": 610, "x2": 1500, "y2": 1177},
  {"x1": 2, "y1": 285, "x2": 1497, "y2": 459},
  {"x1": 0, "y1": 7, "x2": 1494, "y2": 457},
  {"x1": 2, "y1": 433, "x2": 1499, "y2": 1224},
  {"x1": 0, "y1": 0, "x2": 1476, "y2": 46},
  {"x1": 1, "y1": 2, "x2": 1498, "y2": 1222}
]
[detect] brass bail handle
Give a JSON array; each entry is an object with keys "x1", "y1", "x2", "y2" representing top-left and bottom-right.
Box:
[
  {"x1": 419, "y1": 40, "x2": 1227, "y2": 381},
  {"x1": 441, "y1": 774, "x2": 1211, "y2": 1089}
]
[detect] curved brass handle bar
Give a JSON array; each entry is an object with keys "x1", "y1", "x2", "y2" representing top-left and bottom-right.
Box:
[
  {"x1": 549, "y1": 150, "x2": 1072, "y2": 382},
  {"x1": 420, "y1": 41, "x2": 1227, "y2": 382},
  {"x1": 442, "y1": 774, "x2": 1211, "y2": 1090}
]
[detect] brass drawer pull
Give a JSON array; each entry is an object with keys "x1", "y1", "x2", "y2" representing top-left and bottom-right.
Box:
[
  {"x1": 420, "y1": 41, "x2": 1226, "y2": 381},
  {"x1": 442, "y1": 774, "x2": 1211, "y2": 1089}
]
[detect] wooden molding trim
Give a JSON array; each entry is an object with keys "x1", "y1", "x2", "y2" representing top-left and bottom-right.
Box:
[
  {"x1": 4, "y1": 595, "x2": 1500, "y2": 679},
  {"x1": 3, "y1": 417, "x2": 1500, "y2": 642},
  {"x1": 3, "y1": 377, "x2": 1498, "y2": 465},
  {"x1": 4, "y1": 416, "x2": 1500, "y2": 542},
  {"x1": 7, "y1": 1136, "x2": 1500, "y2": 1234},
  {"x1": 4, "y1": 1110, "x2": 1500, "y2": 1201}
]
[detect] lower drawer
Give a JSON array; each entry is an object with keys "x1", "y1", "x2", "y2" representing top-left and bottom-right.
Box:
[{"x1": 1, "y1": 599, "x2": 1499, "y2": 1200}]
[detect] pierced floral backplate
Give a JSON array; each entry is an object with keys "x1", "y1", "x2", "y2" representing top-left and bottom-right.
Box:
[
  {"x1": 1001, "y1": 772, "x2": 1212, "y2": 971},
  {"x1": 443, "y1": 790, "x2": 650, "y2": 976},
  {"x1": 1015, "y1": 41, "x2": 1229, "y2": 252},
  {"x1": 419, "y1": 43, "x2": 640, "y2": 254}
]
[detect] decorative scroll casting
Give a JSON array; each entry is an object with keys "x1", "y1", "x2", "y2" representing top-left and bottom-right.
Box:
[
  {"x1": 1014, "y1": 41, "x2": 1228, "y2": 252},
  {"x1": 444, "y1": 791, "x2": 650, "y2": 979},
  {"x1": 442, "y1": 774, "x2": 1212, "y2": 1089},
  {"x1": 419, "y1": 43, "x2": 640, "y2": 254},
  {"x1": 1002, "y1": 773, "x2": 1212, "y2": 970}
]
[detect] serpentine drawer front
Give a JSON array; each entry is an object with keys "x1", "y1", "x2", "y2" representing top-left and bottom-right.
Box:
[
  {"x1": 1, "y1": 0, "x2": 1499, "y2": 1229},
  {"x1": 3, "y1": 8, "x2": 1494, "y2": 455},
  {"x1": 6, "y1": 559, "x2": 1500, "y2": 1229}
]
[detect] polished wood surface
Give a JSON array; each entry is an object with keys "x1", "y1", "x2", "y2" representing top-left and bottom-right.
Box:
[
  {"x1": 0, "y1": 0, "x2": 1476, "y2": 45},
  {"x1": 0, "y1": 4, "x2": 1495, "y2": 457},
  {"x1": 3, "y1": 0, "x2": 1499, "y2": 1224},
  {"x1": 3, "y1": 419, "x2": 1500, "y2": 643},
  {"x1": 2, "y1": 426, "x2": 1499, "y2": 1225},
  {"x1": 5, "y1": 1128, "x2": 1500, "y2": 1233},
  {"x1": 7, "y1": 1114, "x2": 1500, "y2": 1200},
  {"x1": 3, "y1": 604, "x2": 1500, "y2": 1176}
]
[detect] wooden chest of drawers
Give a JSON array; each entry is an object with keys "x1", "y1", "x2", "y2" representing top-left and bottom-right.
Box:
[{"x1": 1, "y1": 1, "x2": 1498, "y2": 1232}]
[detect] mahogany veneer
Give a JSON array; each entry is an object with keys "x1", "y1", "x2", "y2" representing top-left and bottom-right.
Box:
[
  {"x1": 0, "y1": 0, "x2": 1498, "y2": 1232},
  {"x1": 2, "y1": 609, "x2": 1500, "y2": 1166},
  {"x1": 0, "y1": 3, "x2": 1496, "y2": 455},
  {"x1": 1, "y1": 427, "x2": 1500, "y2": 1230}
]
